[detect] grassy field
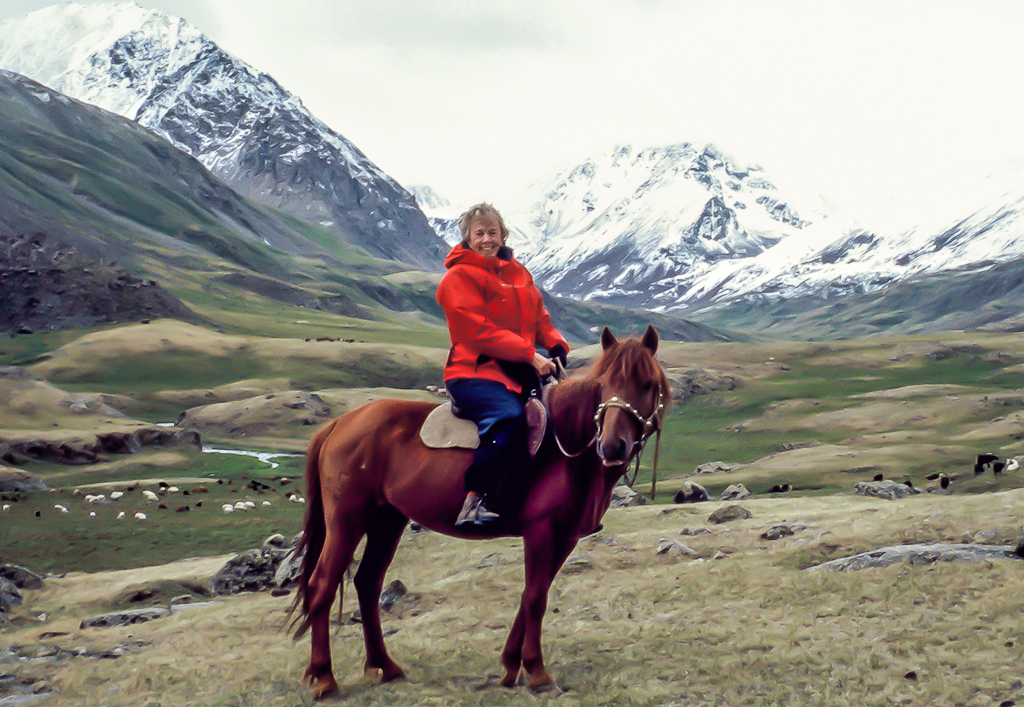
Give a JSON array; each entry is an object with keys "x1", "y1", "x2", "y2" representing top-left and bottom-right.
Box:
[
  {"x1": 3, "y1": 491, "x2": 1023, "y2": 706},
  {"x1": 3, "y1": 320, "x2": 1024, "y2": 705}
]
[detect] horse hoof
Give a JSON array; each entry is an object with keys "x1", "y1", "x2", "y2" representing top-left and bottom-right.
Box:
[
  {"x1": 381, "y1": 667, "x2": 407, "y2": 683},
  {"x1": 311, "y1": 681, "x2": 340, "y2": 701},
  {"x1": 499, "y1": 669, "x2": 522, "y2": 688},
  {"x1": 529, "y1": 678, "x2": 562, "y2": 694}
]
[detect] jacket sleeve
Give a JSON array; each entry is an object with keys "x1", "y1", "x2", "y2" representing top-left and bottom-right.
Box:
[{"x1": 437, "y1": 268, "x2": 535, "y2": 363}]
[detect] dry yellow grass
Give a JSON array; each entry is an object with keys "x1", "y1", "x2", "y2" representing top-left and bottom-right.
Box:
[{"x1": 5, "y1": 491, "x2": 1023, "y2": 706}]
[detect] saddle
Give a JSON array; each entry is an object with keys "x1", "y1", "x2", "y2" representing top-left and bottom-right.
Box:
[{"x1": 420, "y1": 397, "x2": 548, "y2": 457}]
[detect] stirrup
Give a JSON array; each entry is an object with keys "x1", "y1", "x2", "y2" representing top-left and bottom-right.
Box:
[{"x1": 455, "y1": 493, "x2": 500, "y2": 526}]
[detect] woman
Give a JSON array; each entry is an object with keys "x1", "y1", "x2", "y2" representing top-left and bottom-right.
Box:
[{"x1": 436, "y1": 203, "x2": 570, "y2": 526}]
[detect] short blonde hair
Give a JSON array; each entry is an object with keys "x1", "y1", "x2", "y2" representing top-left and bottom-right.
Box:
[{"x1": 458, "y1": 203, "x2": 509, "y2": 246}]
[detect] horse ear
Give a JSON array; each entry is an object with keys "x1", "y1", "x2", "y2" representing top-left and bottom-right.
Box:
[
  {"x1": 601, "y1": 327, "x2": 618, "y2": 351},
  {"x1": 642, "y1": 324, "x2": 659, "y2": 354}
]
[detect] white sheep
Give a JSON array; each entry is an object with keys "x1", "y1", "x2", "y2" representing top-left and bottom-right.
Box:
[
  {"x1": 222, "y1": 504, "x2": 235, "y2": 514},
  {"x1": 2, "y1": 504, "x2": 10, "y2": 512},
  {"x1": 262, "y1": 501, "x2": 272, "y2": 507},
  {"x1": 244, "y1": 501, "x2": 256, "y2": 509},
  {"x1": 233, "y1": 501, "x2": 248, "y2": 511},
  {"x1": 85, "y1": 494, "x2": 106, "y2": 505},
  {"x1": 110, "y1": 491, "x2": 124, "y2": 500},
  {"x1": 117, "y1": 511, "x2": 126, "y2": 519},
  {"x1": 143, "y1": 490, "x2": 159, "y2": 502},
  {"x1": 134, "y1": 511, "x2": 147, "y2": 520},
  {"x1": 54, "y1": 504, "x2": 69, "y2": 514},
  {"x1": 168, "y1": 486, "x2": 180, "y2": 493},
  {"x1": 89, "y1": 511, "x2": 96, "y2": 517}
]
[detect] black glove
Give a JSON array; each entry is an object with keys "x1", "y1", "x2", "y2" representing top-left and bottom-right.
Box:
[{"x1": 548, "y1": 344, "x2": 568, "y2": 369}]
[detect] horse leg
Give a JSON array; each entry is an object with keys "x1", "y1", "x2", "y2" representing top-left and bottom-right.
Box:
[
  {"x1": 501, "y1": 520, "x2": 576, "y2": 692},
  {"x1": 353, "y1": 504, "x2": 409, "y2": 683},
  {"x1": 303, "y1": 515, "x2": 365, "y2": 700}
]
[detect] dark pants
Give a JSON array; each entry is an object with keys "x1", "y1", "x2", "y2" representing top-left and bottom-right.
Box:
[{"x1": 446, "y1": 378, "x2": 527, "y2": 497}]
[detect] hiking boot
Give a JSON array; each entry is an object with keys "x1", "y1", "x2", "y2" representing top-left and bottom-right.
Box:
[{"x1": 455, "y1": 492, "x2": 501, "y2": 526}]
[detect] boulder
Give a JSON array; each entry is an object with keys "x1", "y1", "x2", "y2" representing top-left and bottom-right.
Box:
[
  {"x1": 673, "y1": 480, "x2": 709, "y2": 504},
  {"x1": 214, "y1": 532, "x2": 303, "y2": 595},
  {"x1": 708, "y1": 504, "x2": 752, "y2": 525},
  {"x1": 760, "y1": 523, "x2": 807, "y2": 541},
  {"x1": 80, "y1": 607, "x2": 171, "y2": 629},
  {"x1": 693, "y1": 461, "x2": 742, "y2": 475},
  {"x1": 806, "y1": 543, "x2": 1021, "y2": 572},
  {"x1": 609, "y1": 485, "x2": 649, "y2": 508},
  {"x1": 719, "y1": 483, "x2": 751, "y2": 501},
  {"x1": 853, "y1": 480, "x2": 921, "y2": 500},
  {"x1": 1, "y1": 576, "x2": 24, "y2": 614},
  {"x1": 0, "y1": 563, "x2": 45, "y2": 590}
]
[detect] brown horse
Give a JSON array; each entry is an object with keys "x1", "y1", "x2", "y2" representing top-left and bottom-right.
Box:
[{"x1": 290, "y1": 325, "x2": 670, "y2": 699}]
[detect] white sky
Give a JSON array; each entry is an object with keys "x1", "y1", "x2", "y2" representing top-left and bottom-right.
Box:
[{"x1": 4, "y1": 0, "x2": 1024, "y2": 228}]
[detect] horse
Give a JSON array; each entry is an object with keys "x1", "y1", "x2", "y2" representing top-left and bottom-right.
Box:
[{"x1": 290, "y1": 324, "x2": 670, "y2": 699}]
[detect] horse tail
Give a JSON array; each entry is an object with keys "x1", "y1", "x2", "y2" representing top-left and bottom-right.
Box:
[{"x1": 287, "y1": 419, "x2": 335, "y2": 639}]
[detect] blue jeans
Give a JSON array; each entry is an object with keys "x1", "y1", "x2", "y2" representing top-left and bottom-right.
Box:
[{"x1": 446, "y1": 378, "x2": 527, "y2": 496}]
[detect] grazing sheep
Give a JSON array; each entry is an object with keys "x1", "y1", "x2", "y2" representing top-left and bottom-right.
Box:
[
  {"x1": 168, "y1": 486, "x2": 180, "y2": 493},
  {"x1": 233, "y1": 501, "x2": 247, "y2": 511},
  {"x1": 54, "y1": 504, "x2": 68, "y2": 514},
  {"x1": 1006, "y1": 458, "x2": 1020, "y2": 473},
  {"x1": 110, "y1": 491, "x2": 124, "y2": 500},
  {"x1": 134, "y1": 511, "x2": 147, "y2": 520},
  {"x1": 2, "y1": 504, "x2": 10, "y2": 512},
  {"x1": 117, "y1": 511, "x2": 126, "y2": 519},
  {"x1": 244, "y1": 501, "x2": 256, "y2": 509},
  {"x1": 222, "y1": 504, "x2": 235, "y2": 514},
  {"x1": 143, "y1": 490, "x2": 159, "y2": 502},
  {"x1": 89, "y1": 511, "x2": 96, "y2": 517},
  {"x1": 262, "y1": 501, "x2": 272, "y2": 507}
]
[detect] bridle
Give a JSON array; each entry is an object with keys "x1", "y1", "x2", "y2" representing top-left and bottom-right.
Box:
[{"x1": 552, "y1": 382, "x2": 665, "y2": 495}]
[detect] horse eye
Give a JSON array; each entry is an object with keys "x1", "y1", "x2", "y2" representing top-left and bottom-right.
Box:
[{"x1": 641, "y1": 382, "x2": 653, "y2": 393}]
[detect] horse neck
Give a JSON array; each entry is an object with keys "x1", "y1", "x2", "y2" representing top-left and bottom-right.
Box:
[{"x1": 548, "y1": 375, "x2": 601, "y2": 454}]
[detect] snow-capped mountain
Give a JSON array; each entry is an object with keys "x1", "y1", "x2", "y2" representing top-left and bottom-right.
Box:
[
  {"x1": 0, "y1": 2, "x2": 446, "y2": 269},
  {"x1": 408, "y1": 185, "x2": 462, "y2": 247},
  {"x1": 500, "y1": 143, "x2": 826, "y2": 310}
]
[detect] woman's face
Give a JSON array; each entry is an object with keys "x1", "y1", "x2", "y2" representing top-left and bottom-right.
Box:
[{"x1": 466, "y1": 214, "x2": 503, "y2": 258}]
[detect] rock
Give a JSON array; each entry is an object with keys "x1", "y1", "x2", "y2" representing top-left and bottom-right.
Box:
[
  {"x1": 673, "y1": 480, "x2": 709, "y2": 504},
  {"x1": 1, "y1": 576, "x2": 24, "y2": 613},
  {"x1": 680, "y1": 527, "x2": 712, "y2": 536},
  {"x1": 263, "y1": 533, "x2": 287, "y2": 549},
  {"x1": 609, "y1": 485, "x2": 649, "y2": 508},
  {"x1": 657, "y1": 538, "x2": 697, "y2": 556},
  {"x1": 708, "y1": 504, "x2": 752, "y2": 525},
  {"x1": 853, "y1": 480, "x2": 921, "y2": 500},
  {"x1": 719, "y1": 483, "x2": 751, "y2": 501},
  {"x1": 214, "y1": 532, "x2": 304, "y2": 594},
  {"x1": 0, "y1": 467, "x2": 48, "y2": 494},
  {"x1": 807, "y1": 543, "x2": 1022, "y2": 572},
  {"x1": 0, "y1": 564, "x2": 45, "y2": 590},
  {"x1": 212, "y1": 547, "x2": 288, "y2": 595},
  {"x1": 693, "y1": 461, "x2": 742, "y2": 475},
  {"x1": 379, "y1": 580, "x2": 408, "y2": 612},
  {"x1": 760, "y1": 523, "x2": 807, "y2": 541},
  {"x1": 80, "y1": 607, "x2": 171, "y2": 628}
]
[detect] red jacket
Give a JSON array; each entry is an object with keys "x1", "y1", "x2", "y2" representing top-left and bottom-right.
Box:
[{"x1": 436, "y1": 244, "x2": 569, "y2": 393}]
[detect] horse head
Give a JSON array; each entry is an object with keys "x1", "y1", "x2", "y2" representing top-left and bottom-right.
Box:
[{"x1": 591, "y1": 324, "x2": 669, "y2": 467}]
